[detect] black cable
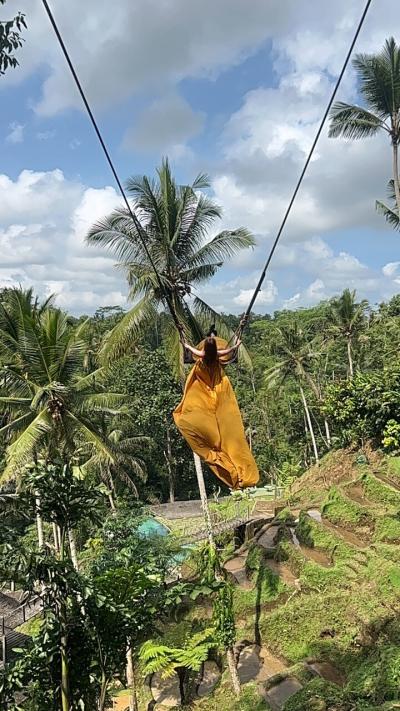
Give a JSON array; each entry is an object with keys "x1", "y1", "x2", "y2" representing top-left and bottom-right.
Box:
[
  {"x1": 236, "y1": 0, "x2": 373, "y2": 337},
  {"x1": 40, "y1": 0, "x2": 184, "y2": 338},
  {"x1": 41, "y1": 0, "x2": 373, "y2": 345}
]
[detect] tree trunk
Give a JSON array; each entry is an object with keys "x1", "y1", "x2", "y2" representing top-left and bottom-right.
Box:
[
  {"x1": 53, "y1": 523, "x2": 60, "y2": 554},
  {"x1": 60, "y1": 598, "x2": 71, "y2": 711},
  {"x1": 108, "y1": 470, "x2": 117, "y2": 510},
  {"x1": 299, "y1": 385, "x2": 319, "y2": 465},
  {"x1": 98, "y1": 671, "x2": 109, "y2": 711},
  {"x1": 164, "y1": 424, "x2": 176, "y2": 503},
  {"x1": 126, "y1": 644, "x2": 138, "y2": 711},
  {"x1": 35, "y1": 491, "x2": 44, "y2": 550},
  {"x1": 392, "y1": 139, "x2": 400, "y2": 215},
  {"x1": 347, "y1": 337, "x2": 354, "y2": 378},
  {"x1": 226, "y1": 647, "x2": 241, "y2": 697},
  {"x1": 193, "y1": 453, "x2": 214, "y2": 546},
  {"x1": 324, "y1": 418, "x2": 332, "y2": 448},
  {"x1": 68, "y1": 528, "x2": 79, "y2": 571}
]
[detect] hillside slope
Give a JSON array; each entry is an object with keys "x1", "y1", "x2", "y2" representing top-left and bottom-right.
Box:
[{"x1": 158, "y1": 449, "x2": 400, "y2": 711}]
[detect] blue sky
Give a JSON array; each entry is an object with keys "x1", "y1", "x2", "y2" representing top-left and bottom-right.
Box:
[{"x1": 1, "y1": 0, "x2": 400, "y2": 314}]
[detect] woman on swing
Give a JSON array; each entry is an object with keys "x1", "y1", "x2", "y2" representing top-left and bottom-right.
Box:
[{"x1": 173, "y1": 328, "x2": 259, "y2": 490}]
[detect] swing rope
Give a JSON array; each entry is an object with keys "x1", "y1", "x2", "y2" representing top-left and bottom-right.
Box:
[
  {"x1": 40, "y1": 0, "x2": 185, "y2": 342},
  {"x1": 41, "y1": 0, "x2": 373, "y2": 348},
  {"x1": 234, "y1": 0, "x2": 373, "y2": 341}
]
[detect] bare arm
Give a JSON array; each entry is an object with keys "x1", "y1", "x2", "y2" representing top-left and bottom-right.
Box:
[
  {"x1": 217, "y1": 340, "x2": 242, "y2": 357},
  {"x1": 184, "y1": 343, "x2": 205, "y2": 358}
]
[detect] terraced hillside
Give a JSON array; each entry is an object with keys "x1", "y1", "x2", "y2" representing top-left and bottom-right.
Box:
[{"x1": 133, "y1": 450, "x2": 400, "y2": 711}]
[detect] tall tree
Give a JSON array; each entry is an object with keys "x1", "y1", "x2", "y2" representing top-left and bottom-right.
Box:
[
  {"x1": 86, "y1": 158, "x2": 254, "y2": 373},
  {"x1": 0, "y1": 0, "x2": 26, "y2": 75},
  {"x1": 0, "y1": 288, "x2": 125, "y2": 485},
  {"x1": 266, "y1": 322, "x2": 322, "y2": 465},
  {"x1": 329, "y1": 37, "x2": 400, "y2": 214},
  {"x1": 87, "y1": 159, "x2": 253, "y2": 690},
  {"x1": 329, "y1": 289, "x2": 368, "y2": 378}
]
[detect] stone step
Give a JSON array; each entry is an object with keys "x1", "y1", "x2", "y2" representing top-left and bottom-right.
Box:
[{"x1": 264, "y1": 677, "x2": 303, "y2": 710}]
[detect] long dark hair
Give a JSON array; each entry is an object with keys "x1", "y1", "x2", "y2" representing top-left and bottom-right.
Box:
[{"x1": 203, "y1": 336, "x2": 218, "y2": 367}]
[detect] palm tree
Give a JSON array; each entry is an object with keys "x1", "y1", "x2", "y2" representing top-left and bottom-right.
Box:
[
  {"x1": 329, "y1": 37, "x2": 400, "y2": 214},
  {"x1": 86, "y1": 160, "x2": 255, "y2": 509},
  {"x1": 86, "y1": 159, "x2": 255, "y2": 374},
  {"x1": 92, "y1": 415, "x2": 150, "y2": 509},
  {"x1": 0, "y1": 288, "x2": 127, "y2": 561},
  {"x1": 329, "y1": 289, "x2": 368, "y2": 377},
  {"x1": 87, "y1": 159, "x2": 253, "y2": 694},
  {"x1": 376, "y1": 179, "x2": 400, "y2": 229},
  {"x1": 266, "y1": 322, "x2": 322, "y2": 465}
]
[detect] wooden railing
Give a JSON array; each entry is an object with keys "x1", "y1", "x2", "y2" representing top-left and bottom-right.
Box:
[{"x1": 0, "y1": 594, "x2": 41, "y2": 667}]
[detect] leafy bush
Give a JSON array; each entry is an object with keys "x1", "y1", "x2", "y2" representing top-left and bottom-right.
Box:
[{"x1": 324, "y1": 367, "x2": 400, "y2": 447}]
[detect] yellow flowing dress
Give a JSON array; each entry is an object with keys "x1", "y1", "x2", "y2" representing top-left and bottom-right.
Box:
[{"x1": 173, "y1": 338, "x2": 259, "y2": 490}]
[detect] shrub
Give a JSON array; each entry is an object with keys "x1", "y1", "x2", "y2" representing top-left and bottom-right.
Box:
[{"x1": 324, "y1": 367, "x2": 400, "y2": 447}]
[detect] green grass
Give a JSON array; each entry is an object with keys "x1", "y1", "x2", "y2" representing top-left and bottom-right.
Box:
[
  {"x1": 386, "y1": 456, "x2": 400, "y2": 481},
  {"x1": 283, "y1": 678, "x2": 345, "y2": 711},
  {"x1": 322, "y1": 487, "x2": 372, "y2": 526},
  {"x1": 260, "y1": 589, "x2": 358, "y2": 663},
  {"x1": 233, "y1": 564, "x2": 286, "y2": 618},
  {"x1": 296, "y1": 512, "x2": 354, "y2": 561},
  {"x1": 361, "y1": 474, "x2": 400, "y2": 508},
  {"x1": 346, "y1": 645, "x2": 400, "y2": 705},
  {"x1": 373, "y1": 515, "x2": 400, "y2": 543},
  {"x1": 372, "y1": 542, "x2": 400, "y2": 563},
  {"x1": 193, "y1": 680, "x2": 268, "y2": 711}
]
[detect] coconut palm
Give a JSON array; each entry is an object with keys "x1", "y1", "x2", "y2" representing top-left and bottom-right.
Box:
[
  {"x1": 329, "y1": 289, "x2": 368, "y2": 378},
  {"x1": 87, "y1": 159, "x2": 253, "y2": 694},
  {"x1": 86, "y1": 158, "x2": 255, "y2": 375},
  {"x1": 0, "y1": 288, "x2": 126, "y2": 481},
  {"x1": 376, "y1": 179, "x2": 400, "y2": 230},
  {"x1": 91, "y1": 415, "x2": 150, "y2": 509},
  {"x1": 329, "y1": 37, "x2": 400, "y2": 214},
  {"x1": 266, "y1": 322, "x2": 322, "y2": 464}
]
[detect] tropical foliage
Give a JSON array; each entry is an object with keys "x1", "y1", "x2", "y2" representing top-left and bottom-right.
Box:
[
  {"x1": 0, "y1": 0, "x2": 26, "y2": 75},
  {"x1": 329, "y1": 37, "x2": 400, "y2": 219}
]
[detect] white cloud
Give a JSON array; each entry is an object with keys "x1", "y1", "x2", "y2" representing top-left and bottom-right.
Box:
[
  {"x1": 234, "y1": 282, "x2": 277, "y2": 306},
  {"x1": 5, "y1": 122, "x2": 25, "y2": 144},
  {"x1": 0, "y1": 169, "x2": 125, "y2": 314},
  {"x1": 383, "y1": 262, "x2": 400, "y2": 278},
  {"x1": 36, "y1": 130, "x2": 56, "y2": 141},
  {"x1": 123, "y1": 94, "x2": 204, "y2": 155}
]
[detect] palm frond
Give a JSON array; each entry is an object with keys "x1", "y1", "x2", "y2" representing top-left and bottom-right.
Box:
[
  {"x1": 1, "y1": 409, "x2": 51, "y2": 482},
  {"x1": 376, "y1": 199, "x2": 400, "y2": 230},
  {"x1": 328, "y1": 102, "x2": 386, "y2": 139},
  {"x1": 99, "y1": 296, "x2": 158, "y2": 364},
  {"x1": 188, "y1": 228, "x2": 255, "y2": 267}
]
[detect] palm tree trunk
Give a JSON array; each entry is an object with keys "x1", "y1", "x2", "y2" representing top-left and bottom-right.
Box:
[
  {"x1": 164, "y1": 425, "x2": 175, "y2": 503},
  {"x1": 324, "y1": 419, "x2": 332, "y2": 448},
  {"x1": 68, "y1": 528, "x2": 79, "y2": 571},
  {"x1": 193, "y1": 453, "x2": 214, "y2": 546},
  {"x1": 35, "y1": 491, "x2": 44, "y2": 550},
  {"x1": 347, "y1": 337, "x2": 354, "y2": 378},
  {"x1": 126, "y1": 643, "x2": 138, "y2": 711},
  {"x1": 226, "y1": 647, "x2": 241, "y2": 697},
  {"x1": 53, "y1": 523, "x2": 60, "y2": 554},
  {"x1": 301, "y1": 369, "x2": 331, "y2": 449},
  {"x1": 59, "y1": 533, "x2": 71, "y2": 711},
  {"x1": 392, "y1": 139, "x2": 400, "y2": 214},
  {"x1": 299, "y1": 385, "x2": 319, "y2": 465}
]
